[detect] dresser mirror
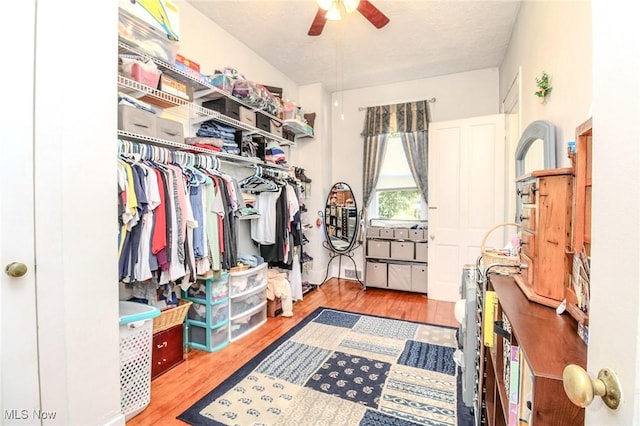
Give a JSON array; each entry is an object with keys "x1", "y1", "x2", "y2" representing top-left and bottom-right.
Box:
[
  {"x1": 324, "y1": 182, "x2": 359, "y2": 253},
  {"x1": 515, "y1": 120, "x2": 557, "y2": 178}
]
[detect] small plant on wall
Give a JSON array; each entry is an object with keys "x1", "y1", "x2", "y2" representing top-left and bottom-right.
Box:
[{"x1": 535, "y1": 71, "x2": 552, "y2": 103}]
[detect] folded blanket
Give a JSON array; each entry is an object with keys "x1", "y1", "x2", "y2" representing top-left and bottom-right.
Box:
[{"x1": 184, "y1": 136, "x2": 224, "y2": 147}]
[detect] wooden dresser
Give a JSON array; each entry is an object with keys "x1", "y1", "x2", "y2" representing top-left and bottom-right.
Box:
[{"x1": 515, "y1": 168, "x2": 573, "y2": 307}]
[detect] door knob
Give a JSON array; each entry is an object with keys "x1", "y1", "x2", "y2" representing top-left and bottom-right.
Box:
[
  {"x1": 5, "y1": 262, "x2": 28, "y2": 278},
  {"x1": 563, "y1": 364, "x2": 621, "y2": 410}
]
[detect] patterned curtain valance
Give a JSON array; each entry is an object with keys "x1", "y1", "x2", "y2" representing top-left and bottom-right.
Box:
[{"x1": 362, "y1": 100, "x2": 431, "y2": 137}]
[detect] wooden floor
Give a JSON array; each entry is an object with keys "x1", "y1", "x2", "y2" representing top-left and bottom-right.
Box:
[{"x1": 127, "y1": 278, "x2": 458, "y2": 425}]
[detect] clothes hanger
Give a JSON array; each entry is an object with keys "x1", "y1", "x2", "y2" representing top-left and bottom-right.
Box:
[{"x1": 239, "y1": 165, "x2": 278, "y2": 193}]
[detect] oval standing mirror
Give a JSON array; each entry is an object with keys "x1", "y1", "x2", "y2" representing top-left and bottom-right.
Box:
[{"x1": 324, "y1": 182, "x2": 358, "y2": 253}]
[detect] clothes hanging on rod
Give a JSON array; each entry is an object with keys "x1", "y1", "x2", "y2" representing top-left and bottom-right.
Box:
[{"x1": 117, "y1": 140, "x2": 243, "y2": 305}]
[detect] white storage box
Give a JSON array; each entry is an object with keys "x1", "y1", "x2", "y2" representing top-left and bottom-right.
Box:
[
  {"x1": 367, "y1": 240, "x2": 390, "y2": 258},
  {"x1": 411, "y1": 264, "x2": 428, "y2": 293},
  {"x1": 394, "y1": 228, "x2": 409, "y2": 239},
  {"x1": 379, "y1": 228, "x2": 394, "y2": 238},
  {"x1": 391, "y1": 241, "x2": 415, "y2": 261},
  {"x1": 388, "y1": 264, "x2": 412, "y2": 292},
  {"x1": 409, "y1": 229, "x2": 426, "y2": 240},
  {"x1": 415, "y1": 242, "x2": 428, "y2": 262},
  {"x1": 366, "y1": 261, "x2": 387, "y2": 288},
  {"x1": 119, "y1": 301, "x2": 160, "y2": 421},
  {"x1": 366, "y1": 227, "x2": 381, "y2": 237},
  {"x1": 229, "y1": 263, "x2": 268, "y2": 297}
]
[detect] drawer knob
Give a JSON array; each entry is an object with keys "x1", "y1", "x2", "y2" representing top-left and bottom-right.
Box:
[{"x1": 563, "y1": 364, "x2": 621, "y2": 410}]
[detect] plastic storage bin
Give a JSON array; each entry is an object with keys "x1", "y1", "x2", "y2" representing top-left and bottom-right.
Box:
[
  {"x1": 119, "y1": 301, "x2": 160, "y2": 421},
  {"x1": 183, "y1": 274, "x2": 230, "y2": 352},
  {"x1": 229, "y1": 262, "x2": 268, "y2": 297},
  {"x1": 230, "y1": 303, "x2": 267, "y2": 342}
]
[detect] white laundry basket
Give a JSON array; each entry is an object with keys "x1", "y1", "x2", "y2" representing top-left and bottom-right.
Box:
[{"x1": 119, "y1": 301, "x2": 160, "y2": 421}]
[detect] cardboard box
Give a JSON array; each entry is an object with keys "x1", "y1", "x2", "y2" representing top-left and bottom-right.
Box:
[
  {"x1": 175, "y1": 53, "x2": 200, "y2": 72},
  {"x1": 158, "y1": 74, "x2": 192, "y2": 101},
  {"x1": 267, "y1": 297, "x2": 282, "y2": 317}
]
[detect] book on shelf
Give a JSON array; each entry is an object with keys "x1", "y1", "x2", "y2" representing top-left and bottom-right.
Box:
[
  {"x1": 508, "y1": 345, "x2": 521, "y2": 426},
  {"x1": 483, "y1": 291, "x2": 498, "y2": 347}
]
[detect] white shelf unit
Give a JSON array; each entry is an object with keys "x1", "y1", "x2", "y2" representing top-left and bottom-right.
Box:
[
  {"x1": 118, "y1": 40, "x2": 297, "y2": 147},
  {"x1": 364, "y1": 219, "x2": 428, "y2": 294}
]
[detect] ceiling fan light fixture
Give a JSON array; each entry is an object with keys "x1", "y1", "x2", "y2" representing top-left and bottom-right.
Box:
[
  {"x1": 316, "y1": 0, "x2": 333, "y2": 11},
  {"x1": 326, "y1": 3, "x2": 342, "y2": 21},
  {"x1": 343, "y1": 0, "x2": 360, "y2": 14}
]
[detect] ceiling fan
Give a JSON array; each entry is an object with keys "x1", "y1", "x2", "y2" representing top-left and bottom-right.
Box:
[{"x1": 308, "y1": 0, "x2": 390, "y2": 36}]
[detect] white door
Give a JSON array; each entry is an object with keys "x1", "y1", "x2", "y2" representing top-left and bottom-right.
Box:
[
  {"x1": 585, "y1": 3, "x2": 640, "y2": 424},
  {"x1": 0, "y1": 0, "x2": 41, "y2": 421},
  {"x1": 427, "y1": 115, "x2": 506, "y2": 301}
]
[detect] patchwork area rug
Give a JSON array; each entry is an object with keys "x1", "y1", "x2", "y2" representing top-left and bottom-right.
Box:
[{"x1": 179, "y1": 307, "x2": 472, "y2": 426}]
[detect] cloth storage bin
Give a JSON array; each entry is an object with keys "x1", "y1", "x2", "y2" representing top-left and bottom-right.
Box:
[
  {"x1": 239, "y1": 106, "x2": 257, "y2": 127},
  {"x1": 411, "y1": 264, "x2": 428, "y2": 293},
  {"x1": 118, "y1": 301, "x2": 160, "y2": 421},
  {"x1": 391, "y1": 241, "x2": 415, "y2": 261},
  {"x1": 367, "y1": 240, "x2": 390, "y2": 258},
  {"x1": 380, "y1": 228, "x2": 394, "y2": 238},
  {"x1": 366, "y1": 227, "x2": 381, "y2": 237},
  {"x1": 229, "y1": 262, "x2": 268, "y2": 296},
  {"x1": 415, "y1": 242, "x2": 428, "y2": 262},
  {"x1": 156, "y1": 116, "x2": 184, "y2": 143},
  {"x1": 118, "y1": 104, "x2": 156, "y2": 137},
  {"x1": 388, "y1": 264, "x2": 412, "y2": 291},
  {"x1": 202, "y1": 97, "x2": 240, "y2": 120},
  {"x1": 366, "y1": 261, "x2": 387, "y2": 288},
  {"x1": 255, "y1": 111, "x2": 271, "y2": 132},
  {"x1": 270, "y1": 120, "x2": 283, "y2": 138},
  {"x1": 394, "y1": 228, "x2": 409, "y2": 239},
  {"x1": 409, "y1": 229, "x2": 426, "y2": 240}
]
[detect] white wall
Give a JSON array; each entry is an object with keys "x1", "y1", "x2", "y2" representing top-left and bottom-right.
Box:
[
  {"x1": 326, "y1": 69, "x2": 500, "y2": 277},
  {"x1": 177, "y1": 1, "x2": 301, "y2": 105},
  {"x1": 499, "y1": 1, "x2": 592, "y2": 164}
]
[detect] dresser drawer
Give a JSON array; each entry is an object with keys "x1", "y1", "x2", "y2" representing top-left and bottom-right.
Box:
[
  {"x1": 520, "y1": 231, "x2": 535, "y2": 259},
  {"x1": 520, "y1": 206, "x2": 537, "y2": 231},
  {"x1": 518, "y1": 180, "x2": 537, "y2": 204},
  {"x1": 151, "y1": 324, "x2": 184, "y2": 380}
]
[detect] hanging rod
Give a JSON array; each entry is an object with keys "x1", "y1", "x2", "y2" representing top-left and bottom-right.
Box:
[{"x1": 357, "y1": 97, "x2": 436, "y2": 112}]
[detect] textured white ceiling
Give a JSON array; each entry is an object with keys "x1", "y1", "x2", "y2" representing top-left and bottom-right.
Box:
[{"x1": 186, "y1": 1, "x2": 521, "y2": 92}]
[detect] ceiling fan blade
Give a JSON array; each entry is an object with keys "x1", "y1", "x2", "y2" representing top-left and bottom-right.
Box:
[
  {"x1": 308, "y1": 8, "x2": 327, "y2": 36},
  {"x1": 357, "y1": 0, "x2": 390, "y2": 29}
]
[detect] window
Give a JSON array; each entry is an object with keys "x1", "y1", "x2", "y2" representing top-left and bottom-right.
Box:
[{"x1": 369, "y1": 135, "x2": 427, "y2": 220}]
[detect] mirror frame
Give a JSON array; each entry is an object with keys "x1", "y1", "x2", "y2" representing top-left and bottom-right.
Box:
[
  {"x1": 323, "y1": 182, "x2": 359, "y2": 253},
  {"x1": 515, "y1": 120, "x2": 557, "y2": 178}
]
